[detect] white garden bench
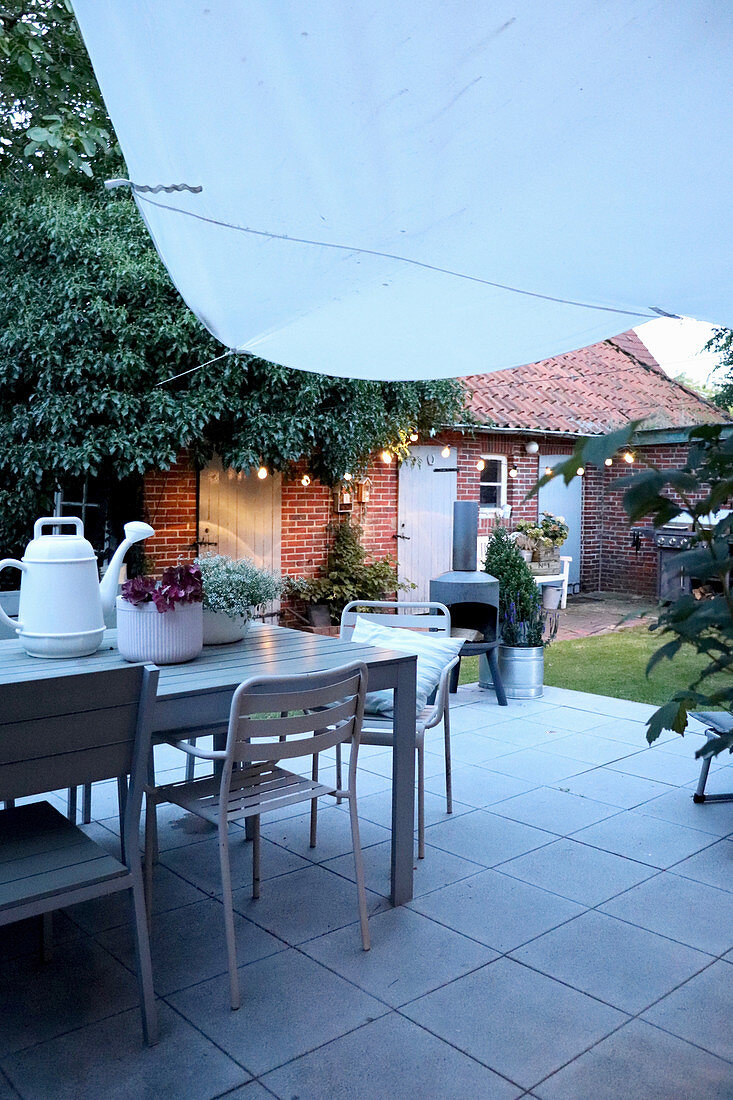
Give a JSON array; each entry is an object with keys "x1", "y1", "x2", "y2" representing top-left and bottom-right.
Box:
[{"x1": 477, "y1": 538, "x2": 572, "y2": 610}]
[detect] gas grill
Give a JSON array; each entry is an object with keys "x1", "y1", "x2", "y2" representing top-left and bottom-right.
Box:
[{"x1": 652, "y1": 510, "x2": 730, "y2": 602}]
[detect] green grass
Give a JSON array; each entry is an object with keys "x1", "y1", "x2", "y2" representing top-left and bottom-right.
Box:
[{"x1": 458, "y1": 626, "x2": 732, "y2": 707}]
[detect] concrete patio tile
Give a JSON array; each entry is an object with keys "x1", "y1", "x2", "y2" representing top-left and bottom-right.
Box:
[
  {"x1": 572, "y1": 812, "x2": 718, "y2": 869},
  {"x1": 423, "y1": 808, "x2": 555, "y2": 868},
  {"x1": 409, "y1": 868, "x2": 583, "y2": 952},
  {"x1": 97, "y1": 897, "x2": 285, "y2": 996},
  {"x1": 424, "y1": 762, "x2": 539, "y2": 808},
  {"x1": 669, "y1": 838, "x2": 733, "y2": 892},
  {"x1": 0, "y1": 910, "x2": 81, "y2": 964},
  {"x1": 482, "y1": 750, "x2": 590, "y2": 785},
  {"x1": 0, "y1": 937, "x2": 141, "y2": 1058},
  {"x1": 324, "y1": 838, "x2": 484, "y2": 899},
  {"x1": 608, "y1": 748, "x2": 702, "y2": 787},
  {"x1": 511, "y1": 910, "x2": 713, "y2": 1014},
  {"x1": 232, "y1": 864, "x2": 386, "y2": 946},
  {"x1": 359, "y1": 750, "x2": 446, "y2": 781},
  {"x1": 536, "y1": 733, "x2": 637, "y2": 766},
  {"x1": 582, "y1": 718, "x2": 652, "y2": 747},
  {"x1": 602, "y1": 872, "x2": 733, "y2": 957},
  {"x1": 1, "y1": 1002, "x2": 248, "y2": 1100},
  {"x1": 490, "y1": 787, "x2": 620, "y2": 835},
  {"x1": 302, "y1": 905, "x2": 496, "y2": 1007},
  {"x1": 654, "y1": 729, "x2": 709, "y2": 758},
  {"x1": 64, "y1": 864, "x2": 207, "y2": 934},
  {"x1": 336, "y1": 786, "x2": 472, "y2": 833},
  {"x1": 539, "y1": 688, "x2": 656, "y2": 722},
  {"x1": 555, "y1": 766, "x2": 675, "y2": 809},
  {"x1": 214, "y1": 1084, "x2": 272, "y2": 1100},
  {"x1": 262, "y1": 1011, "x2": 521, "y2": 1099},
  {"x1": 470, "y1": 716, "x2": 570, "y2": 749},
  {"x1": 0, "y1": 1071, "x2": 18, "y2": 1100},
  {"x1": 261, "y1": 804, "x2": 390, "y2": 863},
  {"x1": 402, "y1": 956, "x2": 625, "y2": 1092},
  {"x1": 168, "y1": 949, "x2": 387, "y2": 1077},
  {"x1": 643, "y1": 961, "x2": 733, "y2": 1062},
  {"x1": 498, "y1": 838, "x2": 656, "y2": 907},
  {"x1": 424, "y1": 731, "x2": 516, "y2": 765},
  {"x1": 537, "y1": 708, "x2": 609, "y2": 733},
  {"x1": 534, "y1": 1018, "x2": 733, "y2": 1100},
  {"x1": 159, "y1": 832, "x2": 311, "y2": 896},
  {"x1": 636, "y1": 786, "x2": 733, "y2": 837}
]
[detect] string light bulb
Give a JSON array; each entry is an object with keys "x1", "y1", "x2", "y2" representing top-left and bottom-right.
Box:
[
  {"x1": 545, "y1": 466, "x2": 553, "y2": 477},
  {"x1": 343, "y1": 471, "x2": 353, "y2": 481},
  {"x1": 508, "y1": 465, "x2": 518, "y2": 479},
  {"x1": 301, "y1": 474, "x2": 311, "y2": 487},
  {"x1": 476, "y1": 458, "x2": 485, "y2": 472},
  {"x1": 409, "y1": 431, "x2": 419, "y2": 443},
  {"x1": 381, "y1": 450, "x2": 393, "y2": 465},
  {"x1": 604, "y1": 457, "x2": 613, "y2": 466},
  {"x1": 623, "y1": 451, "x2": 635, "y2": 464},
  {"x1": 257, "y1": 466, "x2": 268, "y2": 480},
  {"x1": 576, "y1": 466, "x2": 585, "y2": 476},
  {"x1": 441, "y1": 445, "x2": 451, "y2": 458}
]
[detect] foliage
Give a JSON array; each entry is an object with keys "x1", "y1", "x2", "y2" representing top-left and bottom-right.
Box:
[
  {"x1": 515, "y1": 511, "x2": 568, "y2": 550},
  {"x1": 0, "y1": 176, "x2": 466, "y2": 562},
  {"x1": 195, "y1": 553, "x2": 281, "y2": 620},
  {"x1": 707, "y1": 327, "x2": 733, "y2": 411},
  {"x1": 0, "y1": 1, "x2": 120, "y2": 179},
  {"x1": 285, "y1": 520, "x2": 410, "y2": 623},
  {"x1": 537, "y1": 422, "x2": 733, "y2": 759},
  {"x1": 121, "y1": 563, "x2": 202, "y2": 614},
  {"x1": 483, "y1": 526, "x2": 544, "y2": 647}
]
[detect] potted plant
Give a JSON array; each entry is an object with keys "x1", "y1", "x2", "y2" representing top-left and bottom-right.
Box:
[
  {"x1": 284, "y1": 519, "x2": 411, "y2": 627},
  {"x1": 516, "y1": 511, "x2": 568, "y2": 576},
  {"x1": 116, "y1": 563, "x2": 204, "y2": 664},
  {"x1": 195, "y1": 553, "x2": 282, "y2": 644},
  {"x1": 483, "y1": 526, "x2": 556, "y2": 698}
]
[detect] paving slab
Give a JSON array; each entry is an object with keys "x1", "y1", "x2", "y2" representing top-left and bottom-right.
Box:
[
  {"x1": 643, "y1": 961, "x2": 733, "y2": 1062},
  {"x1": 498, "y1": 837, "x2": 656, "y2": 907}
]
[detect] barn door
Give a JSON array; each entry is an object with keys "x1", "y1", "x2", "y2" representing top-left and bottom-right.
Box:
[
  {"x1": 397, "y1": 446, "x2": 457, "y2": 600},
  {"x1": 537, "y1": 453, "x2": 581, "y2": 587},
  {"x1": 198, "y1": 459, "x2": 282, "y2": 583}
]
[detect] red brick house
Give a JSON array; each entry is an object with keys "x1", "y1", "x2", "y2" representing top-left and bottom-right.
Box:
[{"x1": 143, "y1": 330, "x2": 730, "y2": 602}]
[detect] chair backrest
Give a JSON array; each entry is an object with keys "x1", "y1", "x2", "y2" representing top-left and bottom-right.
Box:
[
  {"x1": 225, "y1": 662, "x2": 367, "y2": 765},
  {"x1": 0, "y1": 665, "x2": 159, "y2": 805},
  {"x1": 340, "y1": 600, "x2": 451, "y2": 641}
]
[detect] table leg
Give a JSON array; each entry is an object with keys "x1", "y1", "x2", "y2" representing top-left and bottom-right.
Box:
[{"x1": 391, "y1": 656, "x2": 417, "y2": 905}]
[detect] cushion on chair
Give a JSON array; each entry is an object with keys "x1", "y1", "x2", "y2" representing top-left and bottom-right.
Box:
[{"x1": 351, "y1": 617, "x2": 463, "y2": 718}]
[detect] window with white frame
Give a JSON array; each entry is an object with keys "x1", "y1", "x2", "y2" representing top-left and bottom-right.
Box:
[{"x1": 479, "y1": 455, "x2": 507, "y2": 511}]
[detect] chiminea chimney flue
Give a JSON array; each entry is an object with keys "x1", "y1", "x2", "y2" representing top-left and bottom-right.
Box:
[{"x1": 452, "y1": 501, "x2": 479, "y2": 572}]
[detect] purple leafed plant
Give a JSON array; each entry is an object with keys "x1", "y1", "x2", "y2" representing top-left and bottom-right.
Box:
[{"x1": 121, "y1": 563, "x2": 203, "y2": 614}]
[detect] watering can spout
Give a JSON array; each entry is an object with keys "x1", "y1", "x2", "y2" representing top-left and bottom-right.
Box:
[{"x1": 99, "y1": 521, "x2": 155, "y2": 621}]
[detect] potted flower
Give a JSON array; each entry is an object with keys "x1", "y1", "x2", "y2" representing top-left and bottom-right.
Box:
[
  {"x1": 483, "y1": 527, "x2": 556, "y2": 698},
  {"x1": 116, "y1": 563, "x2": 204, "y2": 664},
  {"x1": 195, "y1": 553, "x2": 282, "y2": 644},
  {"x1": 515, "y1": 511, "x2": 568, "y2": 575}
]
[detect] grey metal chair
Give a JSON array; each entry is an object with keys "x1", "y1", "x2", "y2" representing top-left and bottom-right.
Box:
[
  {"x1": 0, "y1": 664, "x2": 159, "y2": 1046},
  {"x1": 339, "y1": 600, "x2": 459, "y2": 859},
  {"x1": 145, "y1": 662, "x2": 371, "y2": 1011},
  {"x1": 690, "y1": 711, "x2": 733, "y2": 803}
]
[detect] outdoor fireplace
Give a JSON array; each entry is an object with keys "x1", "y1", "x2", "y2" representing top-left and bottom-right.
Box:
[{"x1": 429, "y1": 502, "x2": 506, "y2": 703}]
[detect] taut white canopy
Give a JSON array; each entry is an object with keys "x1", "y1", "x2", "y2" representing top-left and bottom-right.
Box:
[{"x1": 72, "y1": 1, "x2": 732, "y2": 380}]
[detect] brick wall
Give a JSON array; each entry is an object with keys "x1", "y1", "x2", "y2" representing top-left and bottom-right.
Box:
[{"x1": 142, "y1": 451, "x2": 198, "y2": 570}]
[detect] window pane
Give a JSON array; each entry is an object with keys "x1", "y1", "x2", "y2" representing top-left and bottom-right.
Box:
[
  {"x1": 480, "y1": 483, "x2": 499, "y2": 506},
  {"x1": 482, "y1": 460, "x2": 501, "y2": 483}
]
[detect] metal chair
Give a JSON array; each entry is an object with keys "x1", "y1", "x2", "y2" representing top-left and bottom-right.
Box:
[
  {"x1": 690, "y1": 711, "x2": 733, "y2": 803},
  {"x1": 339, "y1": 600, "x2": 459, "y2": 859},
  {"x1": 145, "y1": 662, "x2": 371, "y2": 1011},
  {"x1": 0, "y1": 664, "x2": 159, "y2": 1046}
]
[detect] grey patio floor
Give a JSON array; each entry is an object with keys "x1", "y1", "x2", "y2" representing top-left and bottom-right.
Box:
[{"x1": 2, "y1": 685, "x2": 732, "y2": 1099}]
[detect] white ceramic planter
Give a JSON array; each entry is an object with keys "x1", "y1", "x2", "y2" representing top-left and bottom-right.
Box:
[
  {"x1": 116, "y1": 597, "x2": 203, "y2": 664},
  {"x1": 202, "y1": 608, "x2": 250, "y2": 645}
]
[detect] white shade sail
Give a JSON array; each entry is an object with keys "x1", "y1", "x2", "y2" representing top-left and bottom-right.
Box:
[{"x1": 71, "y1": 1, "x2": 732, "y2": 381}]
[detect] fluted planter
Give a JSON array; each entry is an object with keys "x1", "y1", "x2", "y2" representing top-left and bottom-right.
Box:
[{"x1": 116, "y1": 597, "x2": 203, "y2": 664}]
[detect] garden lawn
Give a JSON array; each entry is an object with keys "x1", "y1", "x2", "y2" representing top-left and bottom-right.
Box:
[{"x1": 458, "y1": 625, "x2": 733, "y2": 706}]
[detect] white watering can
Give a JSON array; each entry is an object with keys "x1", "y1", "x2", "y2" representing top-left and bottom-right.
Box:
[{"x1": 0, "y1": 517, "x2": 154, "y2": 658}]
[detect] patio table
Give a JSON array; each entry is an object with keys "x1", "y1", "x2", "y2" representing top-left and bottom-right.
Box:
[{"x1": 0, "y1": 622, "x2": 418, "y2": 904}]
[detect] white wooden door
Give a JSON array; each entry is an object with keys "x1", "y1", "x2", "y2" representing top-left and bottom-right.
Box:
[
  {"x1": 537, "y1": 453, "x2": 582, "y2": 587},
  {"x1": 198, "y1": 459, "x2": 282, "y2": 576},
  {"x1": 397, "y1": 446, "x2": 457, "y2": 600}
]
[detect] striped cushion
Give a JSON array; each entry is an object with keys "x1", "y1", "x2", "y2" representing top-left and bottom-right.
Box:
[{"x1": 351, "y1": 617, "x2": 463, "y2": 718}]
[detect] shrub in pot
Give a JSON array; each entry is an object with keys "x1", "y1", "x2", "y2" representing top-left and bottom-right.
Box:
[
  {"x1": 195, "y1": 553, "x2": 282, "y2": 644},
  {"x1": 483, "y1": 526, "x2": 556, "y2": 698},
  {"x1": 117, "y1": 563, "x2": 203, "y2": 664}
]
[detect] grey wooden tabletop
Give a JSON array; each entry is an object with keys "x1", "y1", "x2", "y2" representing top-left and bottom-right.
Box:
[{"x1": 0, "y1": 622, "x2": 418, "y2": 904}]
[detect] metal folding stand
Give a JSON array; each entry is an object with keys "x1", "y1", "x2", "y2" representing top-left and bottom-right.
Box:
[{"x1": 690, "y1": 712, "x2": 733, "y2": 803}]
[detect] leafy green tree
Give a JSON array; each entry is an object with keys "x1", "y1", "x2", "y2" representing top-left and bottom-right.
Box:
[
  {"x1": 706, "y1": 328, "x2": 733, "y2": 411},
  {"x1": 0, "y1": 177, "x2": 466, "y2": 559},
  {"x1": 0, "y1": 0, "x2": 118, "y2": 179},
  {"x1": 538, "y1": 423, "x2": 733, "y2": 760}
]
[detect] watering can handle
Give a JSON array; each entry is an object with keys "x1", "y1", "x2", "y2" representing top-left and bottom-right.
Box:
[
  {"x1": 0, "y1": 559, "x2": 26, "y2": 632},
  {"x1": 33, "y1": 516, "x2": 84, "y2": 539}
]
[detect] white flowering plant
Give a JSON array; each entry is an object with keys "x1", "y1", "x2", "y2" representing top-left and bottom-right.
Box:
[{"x1": 194, "y1": 553, "x2": 282, "y2": 621}]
